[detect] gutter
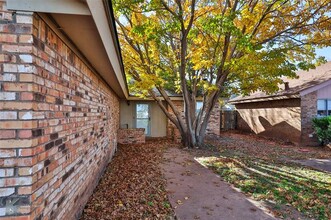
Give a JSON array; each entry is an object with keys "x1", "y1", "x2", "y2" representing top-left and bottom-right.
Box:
[{"x1": 104, "y1": 0, "x2": 129, "y2": 99}]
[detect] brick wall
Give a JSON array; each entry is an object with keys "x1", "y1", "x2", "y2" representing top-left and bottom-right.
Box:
[
  {"x1": 167, "y1": 100, "x2": 220, "y2": 143},
  {"x1": 235, "y1": 99, "x2": 301, "y2": 144},
  {"x1": 300, "y1": 91, "x2": 319, "y2": 146},
  {"x1": 167, "y1": 100, "x2": 184, "y2": 143},
  {"x1": 207, "y1": 102, "x2": 221, "y2": 135},
  {"x1": 0, "y1": 3, "x2": 119, "y2": 219},
  {"x1": 117, "y1": 128, "x2": 145, "y2": 144}
]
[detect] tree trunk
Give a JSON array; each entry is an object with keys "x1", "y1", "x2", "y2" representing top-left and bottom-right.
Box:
[
  {"x1": 181, "y1": 130, "x2": 197, "y2": 148},
  {"x1": 181, "y1": 127, "x2": 207, "y2": 148}
]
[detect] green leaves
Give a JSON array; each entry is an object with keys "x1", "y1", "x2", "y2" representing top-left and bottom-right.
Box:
[
  {"x1": 312, "y1": 116, "x2": 331, "y2": 146},
  {"x1": 114, "y1": 0, "x2": 331, "y2": 147},
  {"x1": 114, "y1": 0, "x2": 331, "y2": 98}
]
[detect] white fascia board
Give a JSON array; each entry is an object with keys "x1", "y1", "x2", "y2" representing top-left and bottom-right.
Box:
[
  {"x1": 7, "y1": 0, "x2": 91, "y2": 15},
  {"x1": 127, "y1": 96, "x2": 185, "y2": 101},
  {"x1": 86, "y1": 0, "x2": 128, "y2": 99},
  {"x1": 299, "y1": 79, "x2": 331, "y2": 96},
  {"x1": 229, "y1": 94, "x2": 300, "y2": 104}
]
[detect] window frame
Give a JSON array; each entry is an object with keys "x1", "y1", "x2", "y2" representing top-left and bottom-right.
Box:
[
  {"x1": 317, "y1": 99, "x2": 331, "y2": 117},
  {"x1": 195, "y1": 101, "x2": 203, "y2": 115}
]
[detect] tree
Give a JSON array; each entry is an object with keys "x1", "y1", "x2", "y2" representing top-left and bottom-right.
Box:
[{"x1": 113, "y1": 0, "x2": 331, "y2": 148}]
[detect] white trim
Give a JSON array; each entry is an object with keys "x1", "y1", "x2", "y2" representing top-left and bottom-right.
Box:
[
  {"x1": 135, "y1": 103, "x2": 151, "y2": 136},
  {"x1": 86, "y1": 0, "x2": 128, "y2": 98},
  {"x1": 229, "y1": 94, "x2": 300, "y2": 104},
  {"x1": 300, "y1": 79, "x2": 331, "y2": 96},
  {"x1": 7, "y1": 0, "x2": 91, "y2": 15},
  {"x1": 127, "y1": 96, "x2": 182, "y2": 101},
  {"x1": 126, "y1": 96, "x2": 206, "y2": 101}
]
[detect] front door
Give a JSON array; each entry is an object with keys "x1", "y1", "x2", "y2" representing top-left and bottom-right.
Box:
[{"x1": 135, "y1": 103, "x2": 151, "y2": 136}]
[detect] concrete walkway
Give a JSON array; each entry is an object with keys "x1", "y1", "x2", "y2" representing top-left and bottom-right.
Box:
[
  {"x1": 293, "y1": 159, "x2": 331, "y2": 173},
  {"x1": 160, "y1": 147, "x2": 277, "y2": 220}
]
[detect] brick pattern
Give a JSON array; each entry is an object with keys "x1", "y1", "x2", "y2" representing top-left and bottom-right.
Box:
[
  {"x1": 167, "y1": 100, "x2": 220, "y2": 143},
  {"x1": 301, "y1": 91, "x2": 319, "y2": 146},
  {"x1": 207, "y1": 102, "x2": 221, "y2": 135},
  {"x1": 167, "y1": 101, "x2": 184, "y2": 143},
  {"x1": 117, "y1": 128, "x2": 145, "y2": 144},
  {"x1": 0, "y1": 2, "x2": 119, "y2": 219},
  {"x1": 0, "y1": 3, "x2": 35, "y2": 219}
]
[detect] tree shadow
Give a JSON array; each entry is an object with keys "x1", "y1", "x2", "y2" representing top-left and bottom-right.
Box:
[{"x1": 201, "y1": 155, "x2": 331, "y2": 219}]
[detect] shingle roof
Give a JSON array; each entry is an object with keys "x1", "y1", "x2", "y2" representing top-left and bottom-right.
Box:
[{"x1": 230, "y1": 61, "x2": 331, "y2": 103}]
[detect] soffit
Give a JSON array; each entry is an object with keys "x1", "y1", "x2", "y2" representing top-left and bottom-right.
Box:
[
  {"x1": 7, "y1": 0, "x2": 128, "y2": 99},
  {"x1": 51, "y1": 13, "x2": 125, "y2": 98}
]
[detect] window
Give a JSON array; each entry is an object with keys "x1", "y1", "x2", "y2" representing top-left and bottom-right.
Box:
[
  {"x1": 317, "y1": 99, "x2": 331, "y2": 117},
  {"x1": 184, "y1": 101, "x2": 203, "y2": 115},
  {"x1": 135, "y1": 103, "x2": 150, "y2": 135},
  {"x1": 196, "y1": 101, "x2": 203, "y2": 115}
]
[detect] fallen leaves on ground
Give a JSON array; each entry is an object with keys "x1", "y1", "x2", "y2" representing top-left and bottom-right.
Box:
[
  {"x1": 80, "y1": 139, "x2": 175, "y2": 220},
  {"x1": 204, "y1": 131, "x2": 331, "y2": 160}
]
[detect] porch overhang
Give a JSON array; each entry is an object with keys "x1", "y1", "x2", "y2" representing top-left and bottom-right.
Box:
[{"x1": 7, "y1": 0, "x2": 129, "y2": 99}]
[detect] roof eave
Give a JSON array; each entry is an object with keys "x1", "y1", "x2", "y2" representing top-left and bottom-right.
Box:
[
  {"x1": 299, "y1": 79, "x2": 331, "y2": 96},
  {"x1": 85, "y1": 0, "x2": 128, "y2": 99},
  {"x1": 7, "y1": 0, "x2": 129, "y2": 99},
  {"x1": 229, "y1": 93, "x2": 300, "y2": 104}
]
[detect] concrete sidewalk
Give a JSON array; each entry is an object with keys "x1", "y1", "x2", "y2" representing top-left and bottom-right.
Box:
[
  {"x1": 292, "y1": 158, "x2": 331, "y2": 173},
  {"x1": 160, "y1": 147, "x2": 277, "y2": 220}
]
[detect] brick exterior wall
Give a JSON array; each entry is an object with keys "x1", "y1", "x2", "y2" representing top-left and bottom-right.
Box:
[
  {"x1": 0, "y1": 3, "x2": 119, "y2": 219},
  {"x1": 117, "y1": 128, "x2": 145, "y2": 144},
  {"x1": 207, "y1": 102, "x2": 221, "y2": 135},
  {"x1": 235, "y1": 99, "x2": 301, "y2": 144},
  {"x1": 167, "y1": 101, "x2": 184, "y2": 143},
  {"x1": 300, "y1": 91, "x2": 319, "y2": 146},
  {"x1": 167, "y1": 100, "x2": 220, "y2": 143}
]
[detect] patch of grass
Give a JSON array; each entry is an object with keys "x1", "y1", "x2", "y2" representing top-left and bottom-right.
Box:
[
  {"x1": 197, "y1": 155, "x2": 331, "y2": 219},
  {"x1": 163, "y1": 201, "x2": 171, "y2": 208}
]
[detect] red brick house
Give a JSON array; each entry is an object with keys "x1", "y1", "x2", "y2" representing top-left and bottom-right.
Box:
[
  {"x1": 0, "y1": 1, "x2": 220, "y2": 219},
  {"x1": 230, "y1": 62, "x2": 331, "y2": 146},
  {"x1": 0, "y1": 0, "x2": 126, "y2": 219}
]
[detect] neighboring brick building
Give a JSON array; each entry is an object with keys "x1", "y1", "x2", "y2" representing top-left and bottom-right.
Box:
[
  {"x1": 0, "y1": 0, "x2": 127, "y2": 219},
  {"x1": 166, "y1": 100, "x2": 220, "y2": 143},
  {"x1": 230, "y1": 62, "x2": 331, "y2": 146},
  {"x1": 119, "y1": 99, "x2": 221, "y2": 143}
]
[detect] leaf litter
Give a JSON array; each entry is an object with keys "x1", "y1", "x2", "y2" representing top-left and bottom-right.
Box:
[{"x1": 80, "y1": 139, "x2": 175, "y2": 220}]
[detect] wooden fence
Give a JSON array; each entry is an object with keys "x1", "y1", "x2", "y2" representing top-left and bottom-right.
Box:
[{"x1": 220, "y1": 110, "x2": 237, "y2": 130}]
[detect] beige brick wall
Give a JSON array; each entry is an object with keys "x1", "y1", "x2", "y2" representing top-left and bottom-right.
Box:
[
  {"x1": 300, "y1": 91, "x2": 319, "y2": 146},
  {"x1": 0, "y1": 3, "x2": 119, "y2": 219},
  {"x1": 167, "y1": 100, "x2": 220, "y2": 142},
  {"x1": 235, "y1": 99, "x2": 301, "y2": 144}
]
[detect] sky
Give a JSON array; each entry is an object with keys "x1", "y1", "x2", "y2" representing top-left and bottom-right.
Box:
[{"x1": 316, "y1": 47, "x2": 331, "y2": 61}]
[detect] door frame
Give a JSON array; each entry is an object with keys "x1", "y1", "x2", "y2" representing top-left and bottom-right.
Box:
[{"x1": 134, "y1": 103, "x2": 151, "y2": 136}]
